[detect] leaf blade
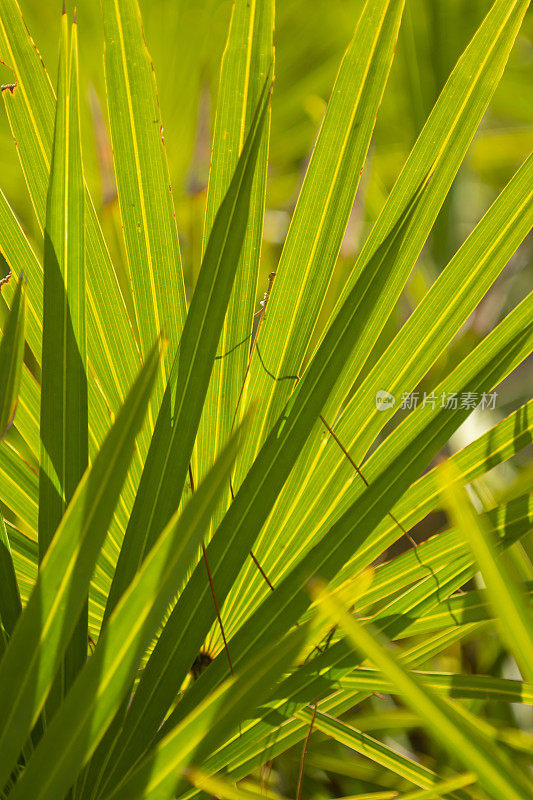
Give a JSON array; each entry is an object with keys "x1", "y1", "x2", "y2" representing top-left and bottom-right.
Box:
[
  {"x1": 0, "y1": 273, "x2": 25, "y2": 438},
  {"x1": 439, "y1": 463, "x2": 533, "y2": 683},
  {"x1": 314, "y1": 584, "x2": 533, "y2": 800},
  {"x1": 102, "y1": 0, "x2": 187, "y2": 412},
  {"x1": 0, "y1": 341, "x2": 161, "y2": 790},
  {"x1": 39, "y1": 13, "x2": 88, "y2": 702},
  {"x1": 8, "y1": 421, "x2": 244, "y2": 800}
]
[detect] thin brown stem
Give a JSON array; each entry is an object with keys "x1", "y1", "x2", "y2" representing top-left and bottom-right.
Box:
[
  {"x1": 296, "y1": 702, "x2": 317, "y2": 800},
  {"x1": 229, "y1": 273, "x2": 277, "y2": 592},
  {"x1": 189, "y1": 463, "x2": 234, "y2": 676},
  {"x1": 201, "y1": 541, "x2": 233, "y2": 675},
  {"x1": 318, "y1": 414, "x2": 417, "y2": 549}
]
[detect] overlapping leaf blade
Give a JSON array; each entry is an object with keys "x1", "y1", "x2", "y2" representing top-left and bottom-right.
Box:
[
  {"x1": 234, "y1": 0, "x2": 529, "y2": 490},
  {"x1": 440, "y1": 465, "x2": 533, "y2": 682},
  {"x1": 0, "y1": 273, "x2": 25, "y2": 438},
  {"x1": 103, "y1": 628, "x2": 307, "y2": 800},
  {"x1": 195, "y1": 0, "x2": 273, "y2": 522},
  {"x1": 222, "y1": 150, "x2": 533, "y2": 640},
  {"x1": 79, "y1": 75, "x2": 272, "y2": 800},
  {"x1": 102, "y1": 0, "x2": 187, "y2": 414},
  {"x1": 0, "y1": 0, "x2": 147, "y2": 593},
  {"x1": 0, "y1": 342, "x2": 160, "y2": 790},
  {"x1": 0, "y1": 509, "x2": 21, "y2": 648},
  {"x1": 166, "y1": 294, "x2": 533, "y2": 775},
  {"x1": 39, "y1": 13, "x2": 88, "y2": 703},
  {"x1": 315, "y1": 587, "x2": 533, "y2": 800},
  {"x1": 7, "y1": 423, "x2": 244, "y2": 800},
  {"x1": 0, "y1": 190, "x2": 42, "y2": 361},
  {"x1": 0, "y1": 0, "x2": 141, "y2": 429},
  {"x1": 164, "y1": 286, "x2": 533, "y2": 736},
  {"x1": 233, "y1": 0, "x2": 405, "y2": 487}
]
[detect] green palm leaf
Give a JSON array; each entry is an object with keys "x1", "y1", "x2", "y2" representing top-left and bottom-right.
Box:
[
  {"x1": 102, "y1": 0, "x2": 187, "y2": 414},
  {"x1": 7, "y1": 422, "x2": 245, "y2": 800},
  {"x1": 0, "y1": 0, "x2": 531, "y2": 797},
  {"x1": 315, "y1": 585, "x2": 533, "y2": 800},
  {"x1": 39, "y1": 12, "x2": 88, "y2": 702},
  {"x1": 0, "y1": 273, "x2": 25, "y2": 438},
  {"x1": 0, "y1": 341, "x2": 160, "y2": 790}
]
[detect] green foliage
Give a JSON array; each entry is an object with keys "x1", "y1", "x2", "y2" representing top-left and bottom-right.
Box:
[{"x1": 0, "y1": 1, "x2": 532, "y2": 799}]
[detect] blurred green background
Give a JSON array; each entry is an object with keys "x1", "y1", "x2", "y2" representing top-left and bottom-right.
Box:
[{"x1": 1, "y1": 4, "x2": 532, "y2": 795}]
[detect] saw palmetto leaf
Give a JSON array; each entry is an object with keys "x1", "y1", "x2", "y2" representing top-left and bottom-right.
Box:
[
  {"x1": 0, "y1": 0, "x2": 143, "y2": 440},
  {"x1": 223, "y1": 151, "x2": 533, "y2": 639},
  {"x1": 439, "y1": 463, "x2": 533, "y2": 682},
  {"x1": 101, "y1": 73, "x2": 272, "y2": 625},
  {"x1": 82, "y1": 78, "x2": 272, "y2": 799},
  {"x1": 168, "y1": 290, "x2": 533, "y2": 732},
  {"x1": 0, "y1": 341, "x2": 160, "y2": 790},
  {"x1": 315, "y1": 585, "x2": 533, "y2": 800},
  {"x1": 233, "y1": 0, "x2": 406, "y2": 487},
  {"x1": 102, "y1": 627, "x2": 308, "y2": 800},
  {"x1": 0, "y1": 0, "x2": 531, "y2": 797},
  {"x1": 102, "y1": 0, "x2": 187, "y2": 415},
  {"x1": 0, "y1": 509, "x2": 21, "y2": 650},
  {"x1": 233, "y1": 0, "x2": 528, "y2": 490},
  {"x1": 195, "y1": 0, "x2": 274, "y2": 513},
  {"x1": 8, "y1": 422, "x2": 245, "y2": 800},
  {"x1": 0, "y1": 273, "x2": 25, "y2": 439},
  {"x1": 39, "y1": 12, "x2": 88, "y2": 704}
]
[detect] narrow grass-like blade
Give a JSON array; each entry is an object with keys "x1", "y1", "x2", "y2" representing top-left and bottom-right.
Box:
[
  {"x1": 39, "y1": 13, "x2": 88, "y2": 706},
  {"x1": 102, "y1": 77, "x2": 271, "y2": 624},
  {"x1": 340, "y1": 670, "x2": 533, "y2": 705},
  {"x1": 315, "y1": 585, "x2": 533, "y2": 800},
  {"x1": 102, "y1": 0, "x2": 187, "y2": 413},
  {"x1": 93, "y1": 179, "x2": 427, "y2": 794},
  {"x1": 0, "y1": 440, "x2": 38, "y2": 532},
  {"x1": 233, "y1": 0, "x2": 405, "y2": 486},
  {"x1": 0, "y1": 0, "x2": 150, "y2": 529},
  {"x1": 234, "y1": 0, "x2": 528, "y2": 488},
  {"x1": 196, "y1": 0, "x2": 273, "y2": 521},
  {"x1": 233, "y1": 153, "x2": 533, "y2": 631},
  {"x1": 165, "y1": 292, "x2": 533, "y2": 737},
  {"x1": 102, "y1": 628, "x2": 307, "y2": 800},
  {"x1": 8, "y1": 423, "x2": 244, "y2": 800},
  {"x1": 349, "y1": 494, "x2": 533, "y2": 622},
  {"x1": 0, "y1": 190, "x2": 42, "y2": 362},
  {"x1": 297, "y1": 707, "x2": 474, "y2": 800},
  {"x1": 0, "y1": 273, "x2": 25, "y2": 438},
  {"x1": 183, "y1": 554, "x2": 519, "y2": 788},
  {"x1": 0, "y1": 510, "x2": 22, "y2": 647},
  {"x1": 0, "y1": 341, "x2": 161, "y2": 790},
  {"x1": 439, "y1": 463, "x2": 533, "y2": 682},
  {"x1": 2, "y1": 522, "x2": 36, "y2": 609}
]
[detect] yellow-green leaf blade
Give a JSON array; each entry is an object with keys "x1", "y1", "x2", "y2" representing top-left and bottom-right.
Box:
[
  {"x1": 439, "y1": 463, "x2": 533, "y2": 683},
  {"x1": 315, "y1": 585, "x2": 533, "y2": 800},
  {"x1": 196, "y1": 0, "x2": 273, "y2": 521},
  {"x1": 8, "y1": 422, "x2": 244, "y2": 800},
  {"x1": 102, "y1": 0, "x2": 187, "y2": 414},
  {"x1": 0, "y1": 273, "x2": 25, "y2": 438},
  {"x1": 234, "y1": 0, "x2": 405, "y2": 486},
  {"x1": 39, "y1": 13, "x2": 88, "y2": 702},
  {"x1": 0, "y1": 509, "x2": 22, "y2": 647},
  {"x1": 0, "y1": 341, "x2": 160, "y2": 790}
]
